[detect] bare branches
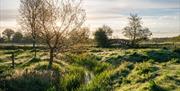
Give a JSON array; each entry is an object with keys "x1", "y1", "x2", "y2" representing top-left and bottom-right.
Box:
[
  {"x1": 32, "y1": 0, "x2": 86, "y2": 68},
  {"x1": 123, "y1": 14, "x2": 152, "y2": 46},
  {"x1": 38, "y1": 0, "x2": 86, "y2": 50},
  {"x1": 19, "y1": 0, "x2": 43, "y2": 57},
  {"x1": 19, "y1": 0, "x2": 86, "y2": 68}
]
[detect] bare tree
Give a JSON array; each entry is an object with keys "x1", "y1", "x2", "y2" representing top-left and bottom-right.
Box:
[
  {"x1": 37, "y1": 0, "x2": 86, "y2": 68},
  {"x1": 19, "y1": 0, "x2": 43, "y2": 58},
  {"x1": 123, "y1": 14, "x2": 152, "y2": 47},
  {"x1": 69, "y1": 27, "x2": 90, "y2": 44}
]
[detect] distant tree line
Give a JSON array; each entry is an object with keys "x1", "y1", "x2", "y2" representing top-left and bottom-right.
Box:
[
  {"x1": 150, "y1": 35, "x2": 180, "y2": 43},
  {"x1": 0, "y1": 28, "x2": 42, "y2": 44},
  {"x1": 0, "y1": 29, "x2": 28, "y2": 43}
]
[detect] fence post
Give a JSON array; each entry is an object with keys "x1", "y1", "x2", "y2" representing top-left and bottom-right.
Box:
[{"x1": 11, "y1": 51, "x2": 15, "y2": 69}]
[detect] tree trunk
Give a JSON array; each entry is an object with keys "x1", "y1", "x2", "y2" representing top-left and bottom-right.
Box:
[
  {"x1": 33, "y1": 39, "x2": 37, "y2": 58},
  {"x1": 48, "y1": 48, "x2": 54, "y2": 69},
  {"x1": 131, "y1": 40, "x2": 135, "y2": 47},
  {"x1": 8, "y1": 37, "x2": 11, "y2": 43}
]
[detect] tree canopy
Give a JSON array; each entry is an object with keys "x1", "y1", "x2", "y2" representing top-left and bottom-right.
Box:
[
  {"x1": 123, "y1": 14, "x2": 152, "y2": 47},
  {"x1": 94, "y1": 26, "x2": 112, "y2": 47},
  {"x1": 2, "y1": 28, "x2": 15, "y2": 42}
]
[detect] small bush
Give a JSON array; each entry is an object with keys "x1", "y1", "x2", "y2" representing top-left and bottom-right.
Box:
[{"x1": 94, "y1": 28, "x2": 111, "y2": 48}]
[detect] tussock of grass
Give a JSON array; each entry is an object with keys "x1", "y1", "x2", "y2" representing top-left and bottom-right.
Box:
[
  {"x1": 126, "y1": 62, "x2": 158, "y2": 84},
  {"x1": 60, "y1": 66, "x2": 86, "y2": 91},
  {"x1": 1, "y1": 69, "x2": 54, "y2": 91}
]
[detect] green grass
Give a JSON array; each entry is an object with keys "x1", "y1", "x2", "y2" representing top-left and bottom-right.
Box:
[{"x1": 0, "y1": 47, "x2": 180, "y2": 91}]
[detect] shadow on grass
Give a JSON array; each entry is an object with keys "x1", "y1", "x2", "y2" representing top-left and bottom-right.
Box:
[
  {"x1": 106, "y1": 53, "x2": 148, "y2": 66},
  {"x1": 20, "y1": 57, "x2": 41, "y2": 67},
  {"x1": 146, "y1": 49, "x2": 180, "y2": 62},
  {"x1": 106, "y1": 49, "x2": 180, "y2": 66},
  {"x1": 124, "y1": 52, "x2": 148, "y2": 62},
  {"x1": 148, "y1": 80, "x2": 168, "y2": 91}
]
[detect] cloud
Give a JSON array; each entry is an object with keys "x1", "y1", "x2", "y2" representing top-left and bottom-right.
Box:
[
  {"x1": 0, "y1": 0, "x2": 180, "y2": 38},
  {"x1": 0, "y1": 0, "x2": 20, "y2": 10},
  {"x1": 0, "y1": 9, "x2": 18, "y2": 21},
  {"x1": 83, "y1": 0, "x2": 180, "y2": 12},
  {"x1": 82, "y1": 0, "x2": 180, "y2": 38}
]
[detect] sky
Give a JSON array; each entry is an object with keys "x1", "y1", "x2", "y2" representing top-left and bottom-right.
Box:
[{"x1": 0, "y1": 0, "x2": 180, "y2": 38}]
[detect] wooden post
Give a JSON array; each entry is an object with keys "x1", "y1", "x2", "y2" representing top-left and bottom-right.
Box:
[{"x1": 11, "y1": 51, "x2": 15, "y2": 69}]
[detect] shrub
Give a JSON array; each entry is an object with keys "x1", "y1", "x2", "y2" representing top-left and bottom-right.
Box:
[{"x1": 94, "y1": 28, "x2": 110, "y2": 48}]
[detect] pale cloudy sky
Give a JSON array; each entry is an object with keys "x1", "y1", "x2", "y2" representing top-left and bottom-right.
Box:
[{"x1": 0, "y1": 0, "x2": 180, "y2": 38}]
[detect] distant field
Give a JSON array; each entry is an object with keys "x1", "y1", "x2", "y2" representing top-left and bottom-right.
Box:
[
  {"x1": 0, "y1": 42, "x2": 180, "y2": 50},
  {"x1": 140, "y1": 42, "x2": 180, "y2": 49},
  {"x1": 0, "y1": 43, "x2": 46, "y2": 50}
]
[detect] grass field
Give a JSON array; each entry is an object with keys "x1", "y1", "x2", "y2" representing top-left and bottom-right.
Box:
[{"x1": 0, "y1": 46, "x2": 180, "y2": 91}]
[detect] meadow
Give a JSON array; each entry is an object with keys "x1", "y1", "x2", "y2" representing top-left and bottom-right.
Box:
[
  {"x1": 0, "y1": 44, "x2": 180, "y2": 91},
  {"x1": 1, "y1": 0, "x2": 180, "y2": 91}
]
